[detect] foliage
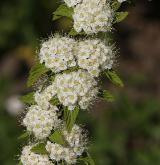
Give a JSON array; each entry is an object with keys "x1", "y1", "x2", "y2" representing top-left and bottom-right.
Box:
[
  {"x1": 63, "y1": 106, "x2": 79, "y2": 132},
  {"x1": 105, "y1": 70, "x2": 124, "y2": 87},
  {"x1": 49, "y1": 131, "x2": 65, "y2": 145},
  {"x1": 99, "y1": 90, "x2": 115, "y2": 102},
  {"x1": 27, "y1": 63, "x2": 49, "y2": 87},
  {"x1": 53, "y1": 4, "x2": 73, "y2": 21},
  {"x1": 19, "y1": 92, "x2": 35, "y2": 105},
  {"x1": 31, "y1": 143, "x2": 48, "y2": 154}
]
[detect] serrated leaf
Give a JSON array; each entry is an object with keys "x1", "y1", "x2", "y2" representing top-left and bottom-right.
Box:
[
  {"x1": 53, "y1": 4, "x2": 73, "y2": 21},
  {"x1": 19, "y1": 92, "x2": 35, "y2": 104},
  {"x1": 111, "y1": 1, "x2": 121, "y2": 11},
  {"x1": 64, "y1": 106, "x2": 79, "y2": 132},
  {"x1": 114, "y1": 12, "x2": 128, "y2": 23},
  {"x1": 50, "y1": 97, "x2": 60, "y2": 106},
  {"x1": 49, "y1": 131, "x2": 65, "y2": 145},
  {"x1": 105, "y1": 70, "x2": 124, "y2": 87},
  {"x1": 99, "y1": 90, "x2": 115, "y2": 102},
  {"x1": 31, "y1": 143, "x2": 48, "y2": 154},
  {"x1": 18, "y1": 131, "x2": 30, "y2": 140},
  {"x1": 27, "y1": 63, "x2": 49, "y2": 87}
]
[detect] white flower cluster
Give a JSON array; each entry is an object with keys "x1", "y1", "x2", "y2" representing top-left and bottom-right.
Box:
[
  {"x1": 34, "y1": 84, "x2": 57, "y2": 110},
  {"x1": 54, "y1": 70, "x2": 98, "y2": 110},
  {"x1": 36, "y1": 69, "x2": 98, "y2": 110},
  {"x1": 21, "y1": 145, "x2": 53, "y2": 165},
  {"x1": 64, "y1": 0, "x2": 82, "y2": 7},
  {"x1": 39, "y1": 35, "x2": 76, "y2": 73},
  {"x1": 23, "y1": 105, "x2": 61, "y2": 139},
  {"x1": 46, "y1": 142, "x2": 77, "y2": 164},
  {"x1": 76, "y1": 39, "x2": 114, "y2": 77},
  {"x1": 39, "y1": 35, "x2": 114, "y2": 77},
  {"x1": 73, "y1": 0, "x2": 113, "y2": 34},
  {"x1": 62, "y1": 124, "x2": 87, "y2": 154},
  {"x1": 46, "y1": 125, "x2": 87, "y2": 164}
]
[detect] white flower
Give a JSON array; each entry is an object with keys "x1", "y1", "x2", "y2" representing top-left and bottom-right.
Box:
[
  {"x1": 23, "y1": 105, "x2": 61, "y2": 139},
  {"x1": 46, "y1": 125, "x2": 87, "y2": 164},
  {"x1": 53, "y1": 69, "x2": 98, "y2": 110},
  {"x1": 73, "y1": 0, "x2": 113, "y2": 34},
  {"x1": 39, "y1": 35, "x2": 77, "y2": 73},
  {"x1": 62, "y1": 125, "x2": 87, "y2": 156},
  {"x1": 64, "y1": 0, "x2": 107, "y2": 7},
  {"x1": 118, "y1": 0, "x2": 126, "y2": 3},
  {"x1": 34, "y1": 83, "x2": 57, "y2": 110},
  {"x1": 64, "y1": 0, "x2": 82, "y2": 7},
  {"x1": 76, "y1": 39, "x2": 114, "y2": 77},
  {"x1": 21, "y1": 145, "x2": 53, "y2": 165},
  {"x1": 46, "y1": 142, "x2": 77, "y2": 164},
  {"x1": 34, "y1": 91, "x2": 52, "y2": 110}
]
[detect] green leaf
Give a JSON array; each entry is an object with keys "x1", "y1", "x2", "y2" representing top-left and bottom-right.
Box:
[
  {"x1": 27, "y1": 63, "x2": 49, "y2": 87},
  {"x1": 50, "y1": 74, "x2": 56, "y2": 81},
  {"x1": 64, "y1": 106, "x2": 79, "y2": 132},
  {"x1": 63, "y1": 66, "x2": 79, "y2": 74},
  {"x1": 114, "y1": 12, "x2": 128, "y2": 23},
  {"x1": 53, "y1": 15, "x2": 61, "y2": 21},
  {"x1": 50, "y1": 97, "x2": 60, "y2": 106},
  {"x1": 49, "y1": 131, "x2": 65, "y2": 145},
  {"x1": 105, "y1": 70, "x2": 124, "y2": 87},
  {"x1": 53, "y1": 4, "x2": 73, "y2": 21},
  {"x1": 68, "y1": 28, "x2": 85, "y2": 36},
  {"x1": 79, "y1": 152, "x2": 95, "y2": 165},
  {"x1": 97, "y1": 32, "x2": 114, "y2": 44},
  {"x1": 99, "y1": 90, "x2": 115, "y2": 102},
  {"x1": 17, "y1": 161, "x2": 23, "y2": 165},
  {"x1": 19, "y1": 92, "x2": 35, "y2": 104},
  {"x1": 31, "y1": 143, "x2": 48, "y2": 154},
  {"x1": 111, "y1": 1, "x2": 121, "y2": 11},
  {"x1": 18, "y1": 131, "x2": 30, "y2": 140}
]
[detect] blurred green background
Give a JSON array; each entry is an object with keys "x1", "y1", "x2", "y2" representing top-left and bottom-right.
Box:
[{"x1": 0, "y1": 0, "x2": 160, "y2": 164}]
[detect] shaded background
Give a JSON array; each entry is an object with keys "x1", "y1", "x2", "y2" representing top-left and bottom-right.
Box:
[{"x1": 0, "y1": 0, "x2": 160, "y2": 164}]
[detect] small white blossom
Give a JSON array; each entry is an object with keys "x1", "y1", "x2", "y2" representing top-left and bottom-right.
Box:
[
  {"x1": 73, "y1": 0, "x2": 113, "y2": 34},
  {"x1": 76, "y1": 39, "x2": 114, "y2": 77},
  {"x1": 23, "y1": 105, "x2": 61, "y2": 139},
  {"x1": 63, "y1": 124, "x2": 87, "y2": 156},
  {"x1": 118, "y1": 0, "x2": 126, "y2": 3},
  {"x1": 21, "y1": 145, "x2": 53, "y2": 165},
  {"x1": 53, "y1": 69, "x2": 98, "y2": 110},
  {"x1": 64, "y1": 0, "x2": 82, "y2": 7},
  {"x1": 34, "y1": 84, "x2": 57, "y2": 110},
  {"x1": 46, "y1": 125, "x2": 87, "y2": 164},
  {"x1": 39, "y1": 35, "x2": 77, "y2": 73}
]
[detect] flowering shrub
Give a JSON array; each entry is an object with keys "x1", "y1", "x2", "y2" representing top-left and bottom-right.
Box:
[{"x1": 18, "y1": 0, "x2": 129, "y2": 164}]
